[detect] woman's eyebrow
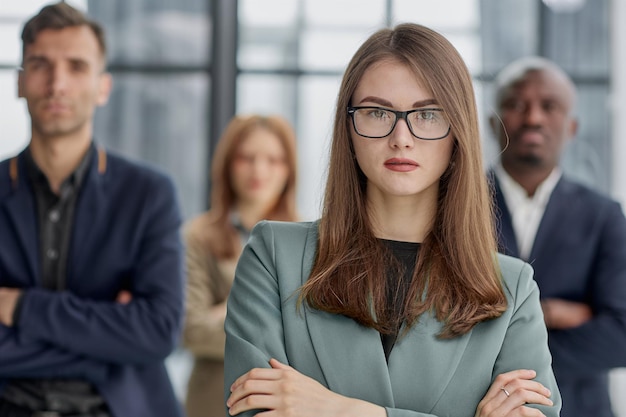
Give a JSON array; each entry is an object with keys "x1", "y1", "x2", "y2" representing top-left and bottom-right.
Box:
[{"x1": 355, "y1": 96, "x2": 439, "y2": 108}]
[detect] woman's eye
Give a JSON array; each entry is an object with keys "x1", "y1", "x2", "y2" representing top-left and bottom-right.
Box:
[
  {"x1": 418, "y1": 111, "x2": 436, "y2": 120},
  {"x1": 370, "y1": 109, "x2": 389, "y2": 119}
]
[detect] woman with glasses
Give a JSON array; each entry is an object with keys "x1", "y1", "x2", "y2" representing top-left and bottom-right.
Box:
[
  {"x1": 181, "y1": 114, "x2": 298, "y2": 417},
  {"x1": 224, "y1": 23, "x2": 560, "y2": 417}
]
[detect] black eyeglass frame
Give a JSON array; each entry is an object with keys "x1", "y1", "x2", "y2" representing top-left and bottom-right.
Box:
[{"x1": 347, "y1": 106, "x2": 451, "y2": 140}]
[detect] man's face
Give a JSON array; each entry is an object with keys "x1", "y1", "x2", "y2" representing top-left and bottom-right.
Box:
[
  {"x1": 18, "y1": 25, "x2": 111, "y2": 141},
  {"x1": 492, "y1": 69, "x2": 577, "y2": 172}
]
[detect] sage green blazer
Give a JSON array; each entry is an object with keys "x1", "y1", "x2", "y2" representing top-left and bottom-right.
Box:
[{"x1": 224, "y1": 221, "x2": 561, "y2": 417}]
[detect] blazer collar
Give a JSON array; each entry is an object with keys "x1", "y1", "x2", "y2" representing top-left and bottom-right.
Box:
[{"x1": 8, "y1": 143, "x2": 106, "y2": 191}]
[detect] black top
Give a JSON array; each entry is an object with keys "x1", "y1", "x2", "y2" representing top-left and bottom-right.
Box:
[
  {"x1": 26, "y1": 144, "x2": 92, "y2": 290},
  {"x1": 379, "y1": 239, "x2": 421, "y2": 362}
]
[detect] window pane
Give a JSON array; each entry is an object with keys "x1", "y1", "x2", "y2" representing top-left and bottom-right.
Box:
[
  {"x1": 393, "y1": 0, "x2": 479, "y2": 28},
  {"x1": 94, "y1": 73, "x2": 209, "y2": 219},
  {"x1": 238, "y1": 28, "x2": 298, "y2": 70},
  {"x1": 297, "y1": 76, "x2": 341, "y2": 221},
  {"x1": 304, "y1": 0, "x2": 386, "y2": 26},
  {"x1": 88, "y1": 1, "x2": 210, "y2": 66},
  {"x1": 445, "y1": 33, "x2": 482, "y2": 74},
  {"x1": 239, "y1": 0, "x2": 297, "y2": 27},
  {"x1": 300, "y1": 29, "x2": 372, "y2": 71},
  {"x1": 237, "y1": 74, "x2": 298, "y2": 119},
  {"x1": 0, "y1": 23, "x2": 22, "y2": 64},
  {"x1": 0, "y1": 1, "x2": 64, "y2": 16},
  {"x1": 0, "y1": 70, "x2": 29, "y2": 159}
]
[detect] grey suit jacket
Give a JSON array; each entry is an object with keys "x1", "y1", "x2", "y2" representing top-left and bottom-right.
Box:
[{"x1": 224, "y1": 221, "x2": 561, "y2": 417}]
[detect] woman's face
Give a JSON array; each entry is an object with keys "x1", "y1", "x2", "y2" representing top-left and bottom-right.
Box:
[
  {"x1": 230, "y1": 127, "x2": 290, "y2": 208},
  {"x1": 350, "y1": 59, "x2": 454, "y2": 207}
]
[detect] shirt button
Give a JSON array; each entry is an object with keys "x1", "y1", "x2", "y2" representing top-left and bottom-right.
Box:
[
  {"x1": 49, "y1": 209, "x2": 60, "y2": 222},
  {"x1": 46, "y1": 249, "x2": 58, "y2": 260}
]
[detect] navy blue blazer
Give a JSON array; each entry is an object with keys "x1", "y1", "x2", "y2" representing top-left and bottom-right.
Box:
[
  {"x1": 490, "y1": 172, "x2": 626, "y2": 417},
  {"x1": 0, "y1": 147, "x2": 185, "y2": 417}
]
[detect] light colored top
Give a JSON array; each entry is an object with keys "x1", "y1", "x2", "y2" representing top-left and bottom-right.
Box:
[
  {"x1": 494, "y1": 162, "x2": 561, "y2": 260},
  {"x1": 224, "y1": 220, "x2": 561, "y2": 417},
  {"x1": 182, "y1": 212, "x2": 241, "y2": 359}
]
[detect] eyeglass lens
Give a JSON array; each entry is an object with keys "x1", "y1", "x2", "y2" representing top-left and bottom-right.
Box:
[{"x1": 351, "y1": 107, "x2": 449, "y2": 139}]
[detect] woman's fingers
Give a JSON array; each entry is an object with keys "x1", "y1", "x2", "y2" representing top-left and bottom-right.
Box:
[
  {"x1": 476, "y1": 370, "x2": 553, "y2": 417},
  {"x1": 481, "y1": 369, "x2": 537, "y2": 403},
  {"x1": 227, "y1": 359, "x2": 291, "y2": 411},
  {"x1": 269, "y1": 358, "x2": 291, "y2": 369}
]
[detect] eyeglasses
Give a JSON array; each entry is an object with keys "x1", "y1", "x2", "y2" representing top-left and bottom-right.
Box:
[{"x1": 347, "y1": 106, "x2": 451, "y2": 140}]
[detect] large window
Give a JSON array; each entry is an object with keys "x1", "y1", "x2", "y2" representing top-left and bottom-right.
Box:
[{"x1": 89, "y1": 0, "x2": 211, "y2": 219}]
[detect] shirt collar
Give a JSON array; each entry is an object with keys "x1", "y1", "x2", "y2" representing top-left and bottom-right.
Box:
[
  {"x1": 494, "y1": 161, "x2": 562, "y2": 205},
  {"x1": 24, "y1": 142, "x2": 95, "y2": 196}
]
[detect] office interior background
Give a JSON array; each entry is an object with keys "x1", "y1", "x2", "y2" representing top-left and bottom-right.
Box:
[{"x1": 1, "y1": 0, "x2": 625, "y2": 413}]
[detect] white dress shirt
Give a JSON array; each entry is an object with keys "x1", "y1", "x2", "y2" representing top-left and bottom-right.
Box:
[{"x1": 494, "y1": 163, "x2": 562, "y2": 261}]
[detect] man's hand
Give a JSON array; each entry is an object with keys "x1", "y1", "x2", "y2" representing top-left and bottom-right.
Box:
[
  {"x1": 0, "y1": 287, "x2": 23, "y2": 327},
  {"x1": 541, "y1": 298, "x2": 592, "y2": 329},
  {"x1": 116, "y1": 290, "x2": 133, "y2": 305}
]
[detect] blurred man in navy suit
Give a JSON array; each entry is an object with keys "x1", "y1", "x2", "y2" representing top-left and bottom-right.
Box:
[
  {"x1": 489, "y1": 56, "x2": 626, "y2": 417},
  {"x1": 0, "y1": 3, "x2": 184, "y2": 416}
]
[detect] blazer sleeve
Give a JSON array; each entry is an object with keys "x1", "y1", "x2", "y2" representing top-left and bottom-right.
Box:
[
  {"x1": 383, "y1": 260, "x2": 562, "y2": 417},
  {"x1": 224, "y1": 221, "x2": 299, "y2": 416},
  {"x1": 182, "y1": 226, "x2": 228, "y2": 359},
  {"x1": 0, "y1": 326, "x2": 108, "y2": 383},
  {"x1": 12, "y1": 173, "x2": 185, "y2": 365},
  {"x1": 548, "y1": 201, "x2": 626, "y2": 374},
  {"x1": 491, "y1": 259, "x2": 562, "y2": 417}
]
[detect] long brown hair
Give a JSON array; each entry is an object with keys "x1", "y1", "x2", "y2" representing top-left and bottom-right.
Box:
[
  {"x1": 299, "y1": 23, "x2": 506, "y2": 338},
  {"x1": 207, "y1": 114, "x2": 298, "y2": 259}
]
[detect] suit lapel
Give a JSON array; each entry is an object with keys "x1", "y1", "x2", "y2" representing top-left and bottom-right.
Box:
[
  {"x1": 528, "y1": 177, "x2": 568, "y2": 261},
  {"x1": 69, "y1": 150, "x2": 106, "y2": 282},
  {"x1": 3, "y1": 162, "x2": 39, "y2": 283}
]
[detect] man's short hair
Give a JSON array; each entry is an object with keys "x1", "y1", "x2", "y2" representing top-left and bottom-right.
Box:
[{"x1": 21, "y1": 2, "x2": 107, "y2": 63}]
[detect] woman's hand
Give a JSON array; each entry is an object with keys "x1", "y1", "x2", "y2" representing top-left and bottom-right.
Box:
[
  {"x1": 227, "y1": 358, "x2": 385, "y2": 417},
  {"x1": 475, "y1": 370, "x2": 553, "y2": 417}
]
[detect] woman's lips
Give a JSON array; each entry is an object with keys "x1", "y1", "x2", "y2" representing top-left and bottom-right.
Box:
[{"x1": 384, "y1": 158, "x2": 419, "y2": 172}]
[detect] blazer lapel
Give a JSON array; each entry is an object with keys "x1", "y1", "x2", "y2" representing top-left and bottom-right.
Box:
[
  {"x1": 70, "y1": 150, "x2": 106, "y2": 280},
  {"x1": 528, "y1": 177, "x2": 569, "y2": 261},
  {"x1": 301, "y1": 228, "x2": 395, "y2": 406},
  {"x1": 3, "y1": 177, "x2": 39, "y2": 284},
  {"x1": 305, "y1": 309, "x2": 394, "y2": 405},
  {"x1": 389, "y1": 315, "x2": 472, "y2": 412}
]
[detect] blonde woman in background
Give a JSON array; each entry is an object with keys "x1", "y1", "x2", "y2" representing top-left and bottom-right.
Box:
[{"x1": 182, "y1": 114, "x2": 298, "y2": 417}]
